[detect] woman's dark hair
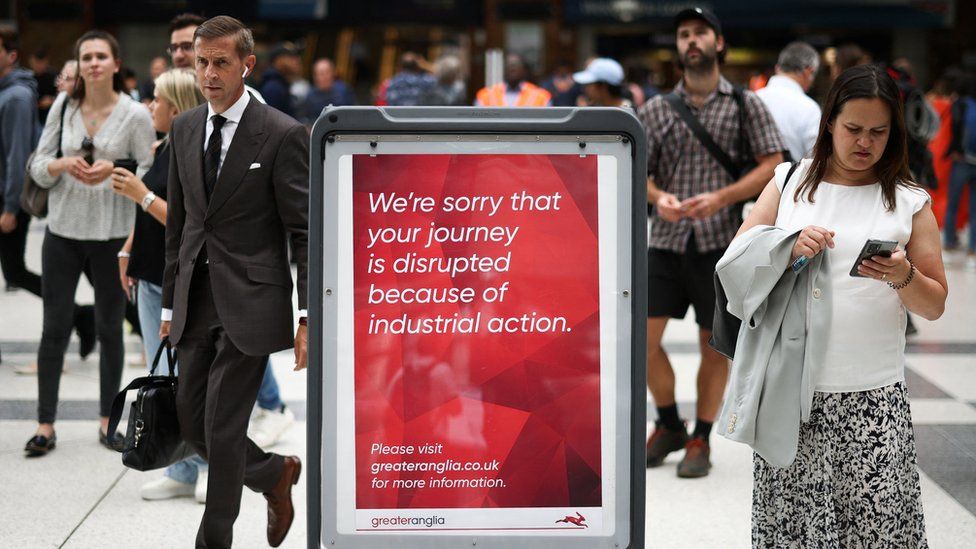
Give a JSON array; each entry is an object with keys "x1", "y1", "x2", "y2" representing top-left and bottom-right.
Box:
[
  {"x1": 71, "y1": 30, "x2": 124, "y2": 101},
  {"x1": 796, "y1": 64, "x2": 917, "y2": 211}
]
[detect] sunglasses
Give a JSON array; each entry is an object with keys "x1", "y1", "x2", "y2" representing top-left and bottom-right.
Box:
[
  {"x1": 81, "y1": 137, "x2": 94, "y2": 165},
  {"x1": 166, "y1": 42, "x2": 193, "y2": 55}
]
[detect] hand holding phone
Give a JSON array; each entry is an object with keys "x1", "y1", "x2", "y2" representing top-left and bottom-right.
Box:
[
  {"x1": 113, "y1": 158, "x2": 138, "y2": 174},
  {"x1": 849, "y1": 239, "x2": 898, "y2": 277}
]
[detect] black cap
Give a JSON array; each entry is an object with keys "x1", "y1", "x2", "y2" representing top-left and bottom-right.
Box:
[
  {"x1": 269, "y1": 42, "x2": 301, "y2": 62},
  {"x1": 674, "y1": 7, "x2": 722, "y2": 36}
]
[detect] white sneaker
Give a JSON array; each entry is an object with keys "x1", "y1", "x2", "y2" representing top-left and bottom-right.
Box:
[
  {"x1": 140, "y1": 476, "x2": 194, "y2": 500},
  {"x1": 195, "y1": 470, "x2": 208, "y2": 504},
  {"x1": 248, "y1": 405, "x2": 295, "y2": 449}
]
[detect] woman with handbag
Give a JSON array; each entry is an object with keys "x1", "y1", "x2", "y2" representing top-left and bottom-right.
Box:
[
  {"x1": 24, "y1": 30, "x2": 154, "y2": 457},
  {"x1": 734, "y1": 65, "x2": 947, "y2": 546},
  {"x1": 110, "y1": 68, "x2": 212, "y2": 500}
]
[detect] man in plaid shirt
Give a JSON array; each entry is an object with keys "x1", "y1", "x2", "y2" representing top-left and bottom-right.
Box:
[{"x1": 638, "y1": 7, "x2": 786, "y2": 478}]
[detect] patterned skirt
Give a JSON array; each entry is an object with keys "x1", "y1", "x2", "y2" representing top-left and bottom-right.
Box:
[{"x1": 752, "y1": 382, "x2": 928, "y2": 548}]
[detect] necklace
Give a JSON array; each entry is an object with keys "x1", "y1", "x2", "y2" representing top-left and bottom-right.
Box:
[{"x1": 89, "y1": 119, "x2": 98, "y2": 127}]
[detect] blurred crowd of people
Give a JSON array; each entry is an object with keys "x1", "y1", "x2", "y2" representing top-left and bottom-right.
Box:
[{"x1": 0, "y1": 5, "x2": 971, "y2": 548}]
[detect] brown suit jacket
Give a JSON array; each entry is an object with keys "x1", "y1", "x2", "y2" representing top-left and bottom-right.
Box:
[{"x1": 162, "y1": 95, "x2": 309, "y2": 356}]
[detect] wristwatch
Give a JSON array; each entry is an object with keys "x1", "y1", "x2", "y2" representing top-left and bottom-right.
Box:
[{"x1": 141, "y1": 191, "x2": 157, "y2": 212}]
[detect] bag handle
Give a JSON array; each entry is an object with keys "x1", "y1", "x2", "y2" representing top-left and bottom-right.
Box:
[
  {"x1": 149, "y1": 337, "x2": 176, "y2": 377},
  {"x1": 664, "y1": 92, "x2": 741, "y2": 181}
]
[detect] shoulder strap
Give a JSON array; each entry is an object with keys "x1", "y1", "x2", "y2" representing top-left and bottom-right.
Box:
[
  {"x1": 779, "y1": 161, "x2": 800, "y2": 209},
  {"x1": 55, "y1": 98, "x2": 68, "y2": 159},
  {"x1": 731, "y1": 86, "x2": 753, "y2": 161},
  {"x1": 105, "y1": 375, "x2": 157, "y2": 450},
  {"x1": 664, "y1": 92, "x2": 740, "y2": 180}
]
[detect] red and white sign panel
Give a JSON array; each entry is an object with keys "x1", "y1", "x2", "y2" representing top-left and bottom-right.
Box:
[{"x1": 348, "y1": 154, "x2": 610, "y2": 533}]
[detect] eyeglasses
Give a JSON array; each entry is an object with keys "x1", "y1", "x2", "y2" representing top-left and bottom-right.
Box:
[
  {"x1": 166, "y1": 42, "x2": 193, "y2": 55},
  {"x1": 81, "y1": 137, "x2": 94, "y2": 165}
]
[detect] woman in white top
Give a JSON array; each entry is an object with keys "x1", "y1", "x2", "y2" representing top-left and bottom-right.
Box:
[
  {"x1": 737, "y1": 64, "x2": 947, "y2": 546},
  {"x1": 25, "y1": 30, "x2": 154, "y2": 457}
]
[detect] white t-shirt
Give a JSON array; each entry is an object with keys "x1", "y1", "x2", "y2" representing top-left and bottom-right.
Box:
[
  {"x1": 773, "y1": 160, "x2": 930, "y2": 392},
  {"x1": 756, "y1": 75, "x2": 821, "y2": 162}
]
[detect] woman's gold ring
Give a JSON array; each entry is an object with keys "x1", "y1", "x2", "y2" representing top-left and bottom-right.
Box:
[{"x1": 881, "y1": 273, "x2": 887, "y2": 281}]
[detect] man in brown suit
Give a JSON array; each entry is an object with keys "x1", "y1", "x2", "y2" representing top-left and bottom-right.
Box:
[{"x1": 160, "y1": 16, "x2": 308, "y2": 548}]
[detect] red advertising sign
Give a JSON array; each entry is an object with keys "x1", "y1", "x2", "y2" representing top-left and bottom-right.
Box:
[{"x1": 352, "y1": 153, "x2": 605, "y2": 531}]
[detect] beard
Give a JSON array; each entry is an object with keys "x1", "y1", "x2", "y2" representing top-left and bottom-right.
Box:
[{"x1": 680, "y1": 46, "x2": 718, "y2": 73}]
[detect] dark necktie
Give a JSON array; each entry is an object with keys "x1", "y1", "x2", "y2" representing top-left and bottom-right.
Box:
[{"x1": 204, "y1": 114, "x2": 227, "y2": 199}]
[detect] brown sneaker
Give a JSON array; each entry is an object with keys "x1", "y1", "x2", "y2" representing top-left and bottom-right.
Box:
[
  {"x1": 676, "y1": 437, "x2": 711, "y2": 478},
  {"x1": 646, "y1": 422, "x2": 689, "y2": 467}
]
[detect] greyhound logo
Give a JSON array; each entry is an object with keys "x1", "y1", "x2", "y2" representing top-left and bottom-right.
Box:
[{"x1": 555, "y1": 511, "x2": 587, "y2": 528}]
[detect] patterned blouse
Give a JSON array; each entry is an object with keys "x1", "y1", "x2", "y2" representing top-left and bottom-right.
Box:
[{"x1": 30, "y1": 91, "x2": 155, "y2": 241}]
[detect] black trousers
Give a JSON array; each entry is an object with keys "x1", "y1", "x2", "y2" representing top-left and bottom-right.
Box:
[
  {"x1": 37, "y1": 230, "x2": 126, "y2": 423},
  {"x1": 176, "y1": 266, "x2": 284, "y2": 549},
  {"x1": 0, "y1": 208, "x2": 42, "y2": 296}
]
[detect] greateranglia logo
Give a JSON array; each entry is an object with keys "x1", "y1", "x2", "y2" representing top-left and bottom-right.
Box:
[
  {"x1": 555, "y1": 511, "x2": 588, "y2": 528},
  {"x1": 370, "y1": 515, "x2": 446, "y2": 529}
]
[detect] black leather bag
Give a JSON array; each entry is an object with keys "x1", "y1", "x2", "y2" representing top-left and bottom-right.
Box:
[
  {"x1": 20, "y1": 99, "x2": 68, "y2": 218},
  {"x1": 709, "y1": 162, "x2": 800, "y2": 359},
  {"x1": 106, "y1": 338, "x2": 192, "y2": 471}
]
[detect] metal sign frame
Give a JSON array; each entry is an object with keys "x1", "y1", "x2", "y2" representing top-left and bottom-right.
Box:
[{"x1": 308, "y1": 107, "x2": 647, "y2": 549}]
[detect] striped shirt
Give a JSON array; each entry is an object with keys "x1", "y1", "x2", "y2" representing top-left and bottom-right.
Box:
[{"x1": 638, "y1": 77, "x2": 784, "y2": 253}]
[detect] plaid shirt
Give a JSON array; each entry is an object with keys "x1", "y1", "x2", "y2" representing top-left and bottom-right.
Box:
[{"x1": 638, "y1": 77, "x2": 785, "y2": 253}]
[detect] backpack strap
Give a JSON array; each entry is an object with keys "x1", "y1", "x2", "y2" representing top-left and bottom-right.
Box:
[{"x1": 731, "y1": 85, "x2": 754, "y2": 165}]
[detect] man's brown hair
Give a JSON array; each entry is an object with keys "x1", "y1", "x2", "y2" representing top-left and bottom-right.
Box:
[
  {"x1": 169, "y1": 13, "x2": 206, "y2": 35},
  {"x1": 193, "y1": 16, "x2": 254, "y2": 59}
]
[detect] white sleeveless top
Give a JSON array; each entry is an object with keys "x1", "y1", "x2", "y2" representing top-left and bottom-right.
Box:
[{"x1": 773, "y1": 160, "x2": 930, "y2": 392}]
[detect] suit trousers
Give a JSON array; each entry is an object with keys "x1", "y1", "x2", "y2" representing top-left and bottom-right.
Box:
[{"x1": 176, "y1": 265, "x2": 284, "y2": 548}]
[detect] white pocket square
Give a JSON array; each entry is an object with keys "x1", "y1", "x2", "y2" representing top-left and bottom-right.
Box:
[{"x1": 248, "y1": 163, "x2": 261, "y2": 170}]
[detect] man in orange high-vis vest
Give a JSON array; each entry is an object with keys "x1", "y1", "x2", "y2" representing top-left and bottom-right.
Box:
[{"x1": 475, "y1": 54, "x2": 551, "y2": 107}]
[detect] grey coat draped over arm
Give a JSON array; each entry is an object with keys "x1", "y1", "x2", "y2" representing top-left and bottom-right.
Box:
[{"x1": 715, "y1": 225, "x2": 832, "y2": 467}]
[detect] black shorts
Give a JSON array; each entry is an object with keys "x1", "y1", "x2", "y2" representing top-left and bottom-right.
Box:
[{"x1": 647, "y1": 235, "x2": 725, "y2": 329}]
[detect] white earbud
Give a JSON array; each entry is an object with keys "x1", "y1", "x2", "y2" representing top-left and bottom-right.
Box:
[{"x1": 242, "y1": 68, "x2": 249, "y2": 78}]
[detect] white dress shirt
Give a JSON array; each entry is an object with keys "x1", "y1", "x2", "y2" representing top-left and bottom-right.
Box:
[
  {"x1": 756, "y1": 75, "x2": 821, "y2": 161},
  {"x1": 162, "y1": 89, "x2": 306, "y2": 322},
  {"x1": 205, "y1": 89, "x2": 251, "y2": 175}
]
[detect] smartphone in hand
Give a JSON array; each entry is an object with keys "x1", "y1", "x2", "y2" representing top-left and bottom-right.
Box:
[
  {"x1": 113, "y1": 158, "x2": 138, "y2": 174},
  {"x1": 849, "y1": 239, "x2": 898, "y2": 277}
]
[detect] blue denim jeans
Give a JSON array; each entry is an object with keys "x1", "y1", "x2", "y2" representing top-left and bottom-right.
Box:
[
  {"x1": 257, "y1": 359, "x2": 283, "y2": 411},
  {"x1": 944, "y1": 161, "x2": 976, "y2": 251},
  {"x1": 136, "y1": 280, "x2": 208, "y2": 484}
]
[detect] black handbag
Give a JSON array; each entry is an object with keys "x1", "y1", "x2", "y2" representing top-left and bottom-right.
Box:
[
  {"x1": 106, "y1": 338, "x2": 193, "y2": 471},
  {"x1": 709, "y1": 161, "x2": 801, "y2": 359},
  {"x1": 20, "y1": 97, "x2": 68, "y2": 218}
]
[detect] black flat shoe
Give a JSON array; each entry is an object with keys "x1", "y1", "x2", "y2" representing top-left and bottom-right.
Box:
[
  {"x1": 25, "y1": 433, "x2": 56, "y2": 457},
  {"x1": 99, "y1": 429, "x2": 124, "y2": 451}
]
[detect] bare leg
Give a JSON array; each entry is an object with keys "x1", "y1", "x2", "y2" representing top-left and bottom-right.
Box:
[
  {"x1": 646, "y1": 317, "x2": 674, "y2": 407},
  {"x1": 695, "y1": 328, "x2": 730, "y2": 423}
]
